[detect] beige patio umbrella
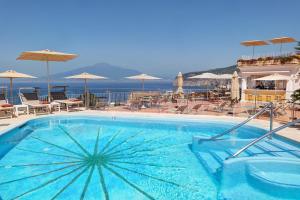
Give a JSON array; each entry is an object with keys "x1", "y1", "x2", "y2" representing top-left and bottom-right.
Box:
[
  {"x1": 0, "y1": 70, "x2": 36, "y2": 103},
  {"x1": 269, "y1": 37, "x2": 296, "y2": 53},
  {"x1": 176, "y1": 72, "x2": 184, "y2": 97},
  {"x1": 241, "y1": 40, "x2": 269, "y2": 58},
  {"x1": 231, "y1": 71, "x2": 240, "y2": 101},
  {"x1": 126, "y1": 73, "x2": 161, "y2": 90},
  {"x1": 17, "y1": 49, "x2": 77, "y2": 102},
  {"x1": 65, "y1": 72, "x2": 107, "y2": 107}
]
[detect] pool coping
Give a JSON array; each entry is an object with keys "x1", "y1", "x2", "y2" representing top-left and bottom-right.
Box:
[{"x1": 0, "y1": 110, "x2": 299, "y2": 144}]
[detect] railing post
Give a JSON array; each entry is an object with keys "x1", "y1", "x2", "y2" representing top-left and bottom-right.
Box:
[{"x1": 269, "y1": 103, "x2": 273, "y2": 139}]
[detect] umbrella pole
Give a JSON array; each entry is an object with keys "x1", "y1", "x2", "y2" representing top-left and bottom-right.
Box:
[
  {"x1": 46, "y1": 60, "x2": 51, "y2": 102},
  {"x1": 85, "y1": 79, "x2": 87, "y2": 108},
  {"x1": 142, "y1": 79, "x2": 144, "y2": 91},
  {"x1": 10, "y1": 78, "x2": 13, "y2": 104}
]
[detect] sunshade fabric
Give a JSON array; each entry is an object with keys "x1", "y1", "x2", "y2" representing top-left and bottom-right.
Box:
[
  {"x1": 269, "y1": 37, "x2": 296, "y2": 44},
  {"x1": 65, "y1": 72, "x2": 106, "y2": 79},
  {"x1": 17, "y1": 49, "x2": 77, "y2": 62},
  {"x1": 0, "y1": 70, "x2": 36, "y2": 78},
  {"x1": 126, "y1": 73, "x2": 161, "y2": 80},
  {"x1": 176, "y1": 72, "x2": 184, "y2": 95},
  {"x1": 188, "y1": 73, "x2": 218, "y2": 79},
  {"x1": 241, "y1": 40, "x2": 269, "y2": 46},
  {"x1": 254, "y1": 74, "x2": 290, "y2": 81},
  {"x1": 231, "y1": 71, "x2": 240, "y2": 100}
]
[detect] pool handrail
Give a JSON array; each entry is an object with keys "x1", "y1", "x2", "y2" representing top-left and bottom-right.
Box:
[
  {"x1": 204, "y1": 102, "x2": 274, "y2": 141},
  {"x1": 229, "y1": 118, "x2": 300, "y2": 159}
]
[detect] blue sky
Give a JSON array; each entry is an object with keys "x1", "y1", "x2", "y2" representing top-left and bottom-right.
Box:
[{"x1": 0, "y1": 0, "x2": 299, "y2": 77}]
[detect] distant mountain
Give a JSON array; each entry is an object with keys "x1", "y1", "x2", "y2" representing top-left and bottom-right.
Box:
[
  {"x1": 182, "y1": 65, "x2": 237, "y2": 79},
  {"x1": 46, "y1": 63, "x2": 142, "y2": 80}
]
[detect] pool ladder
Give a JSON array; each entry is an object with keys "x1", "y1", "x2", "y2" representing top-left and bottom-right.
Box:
[
  {"x1": 229, "y1": 118, "x2": 300, "y2": 159},
  {"x1": 199, "y1": 101, "x2": 300, "y2": 159},
  {"x1": 201, "y1": 102, "x2": 275, "y2": 142}
]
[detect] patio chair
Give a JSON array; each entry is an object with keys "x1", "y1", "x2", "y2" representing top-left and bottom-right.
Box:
[
  {"x1": 273, "y1": 102, "x2": 289, "y2": 117},
  {"x1": 0, "y1": 93, "x2": 14, "y2": 118},
  {"x1": 191, "y1": 104, "x2": 203, "y2": 113},
  {"x1": 92, "y1": 96, "x2": 108, "y2": 110},
  {"x1": 209, "y1": 100, "x2": 229, "y2": 112},
  {"x1": 175, "y1": 105, "x2": 188, "y2": 114},
  {"x1": 19, "y1": 91, "x2": 50, "y2": 114}
]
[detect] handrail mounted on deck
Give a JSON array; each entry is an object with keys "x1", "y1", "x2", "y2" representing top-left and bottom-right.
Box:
[
  {"x1": 206, "y1": 102, "x2": 274, "y2": 141},
  {"x1": 229, "y1": 118, "x2": 300, "y2": 159}
]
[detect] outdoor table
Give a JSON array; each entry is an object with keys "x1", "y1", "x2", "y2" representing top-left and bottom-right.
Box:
[{"x1": 14, "y1": 104, "x2": 29, "y2": 116}]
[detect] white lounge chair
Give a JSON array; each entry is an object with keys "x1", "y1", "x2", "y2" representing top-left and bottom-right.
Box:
[{"x1": 19, "y1": 92, "x2": 50, "y2": 114}]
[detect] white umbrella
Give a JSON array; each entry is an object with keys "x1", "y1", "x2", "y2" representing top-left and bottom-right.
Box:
[
  {"x1": 17, "y1": 49, "x2": 78, "y2": 102},
  {"x1": 255, "y1": 73, "x2": 290, "y2": 103},
  {"x1": 126, "y1": 73, "x2": 161, "y2": 90},
  {"x1": 189, "y1": 73, "x2": 218, "y2": 79},
  {"x1": 216, "y1": 74, "x2": 232, "y2": 79},
  {"x1": 176, "y1": 72, "x2": 184, "y2": 96},
  {"x1": 0, "y1": 70, "x2": 36, "y2": 103},
  {"x1": 254, "y1": 73, "x2": 290, "y2": 81},
  {"x1": 65, "y1": 72, "x2": 107, "y2": 107},
  {"x1": 231, "y1": 71, "x2": 240, "y2": 100}
]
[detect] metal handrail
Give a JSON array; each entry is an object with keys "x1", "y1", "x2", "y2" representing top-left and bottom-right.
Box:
[
  {"x1": 207, "y1": 102, "x2": 273, "y2": 141},
  {"x1": 229, "y1": 118, "x2": 300, "y2": 159}
]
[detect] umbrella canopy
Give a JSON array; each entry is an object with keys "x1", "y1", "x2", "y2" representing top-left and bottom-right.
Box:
[
  {"x1": 65, "y1": 72, "x2": 106, "y2": 80},
  {"x1": 65, "y1": 72, "x2": 107, "y2": 108},
  {"x1": 126, "y1": 73, "x2": 161, "y2": 90},
  {"x1": 231, "y1": 71, "x2": 240, "y2": 100},
  {"x1": 17, "y1": 50, "x2": 77, "y2": 61},
  {"x1": 0, "y1": 70, "x2": 36, "y2": 103},
  {"x1": 254, "y1": 73, "x2": 290, "y2": 81},
  {"x1": 189, "y1": 73, "x2": 218, "y2": 79},
  {"x1": 269, "y1": 37, "x2": 296, "y2": 53},
  {"x1": 241, "y1": 40, "x2": 269, "y2": 58},
  {"x1": 240, "y1": 40, "x2": 269, "y2": 46},
  {"x1": 176, "y1": 72, "x2": 184, "y2": 96},
  {"x1": 216, "y1": 74, "x2": 232, "y2": 79},
  {"x1": 17, "y1": 49, "x2": 78, "y2": 102},
  {"x1": 269, "y1": 37, "x2": 296, "y2": 44}
]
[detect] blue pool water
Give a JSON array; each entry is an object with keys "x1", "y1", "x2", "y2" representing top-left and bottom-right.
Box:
[{"x1": 0, "y1": 116, "x2": 298, "y2": 199}]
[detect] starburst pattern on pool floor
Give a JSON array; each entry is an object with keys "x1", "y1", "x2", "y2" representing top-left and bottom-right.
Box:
[{"x1": 0, "y1": 125, "x2": 190, "y2": 200}]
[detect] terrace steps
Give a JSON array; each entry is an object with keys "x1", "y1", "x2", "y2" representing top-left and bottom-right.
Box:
[{"x1": 193, "y1": 138, "x2": 300, "y2": 180}]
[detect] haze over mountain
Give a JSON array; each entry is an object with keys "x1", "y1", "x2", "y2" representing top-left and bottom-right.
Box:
[
  {"x1": 44, "y1": 63, "x2": 143, "y2": 81},
  {"x1": 37, "y1": 63, "x2": 175, "y2": 81}
]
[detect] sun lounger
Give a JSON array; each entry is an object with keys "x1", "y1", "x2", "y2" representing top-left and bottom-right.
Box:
[
  {"x1": 19, "y1": 92, "x2": 50, "y2": 114},
  {"x1": 51, "y1": 91, "x2": 83, "y2": 112}
]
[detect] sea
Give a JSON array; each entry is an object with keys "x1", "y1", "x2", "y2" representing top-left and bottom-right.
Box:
[{"x1": 0, "y1": 81, "x2": 209, "y2": 104}]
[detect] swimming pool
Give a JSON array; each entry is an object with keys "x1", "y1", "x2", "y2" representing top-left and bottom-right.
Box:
[{"x1": 0, "y1": 115, "x2": 298, "y2": 199}]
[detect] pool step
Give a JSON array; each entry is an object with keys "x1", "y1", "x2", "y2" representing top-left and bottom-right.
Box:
[
  {"x1": 246, "y1": 164, "x2": 300, "y2": 199},
  {"x1": 193, "y1": 138, "x2": 300, "y2": 180},
  {"x1": 196, "y1": 152, "x2": 221, "y2": 177}
]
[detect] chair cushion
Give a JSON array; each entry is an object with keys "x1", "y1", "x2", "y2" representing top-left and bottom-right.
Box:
[
  {"x1": 23, "y1": 93, "x2": 39, "y2": 101},
  {"x1": 39, "y1": 101, "x2": 49, "y2": 104},
  {"x1": 1, "y1": 103, "x2": 13, "y2": 107},
  {"x1": 51, "y1": 92, "x2": 67, "y2": 100}
]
